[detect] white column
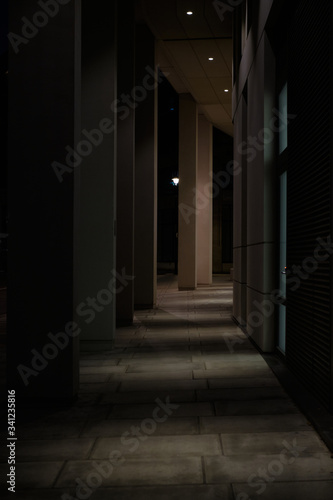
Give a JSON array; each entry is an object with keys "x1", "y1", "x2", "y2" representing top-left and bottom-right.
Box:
[
  {"x1": 197, "y1": 115, "x2": 213, "y2": 285},
  {"x1": 178, "y1": 94, "x2": 198, "y2": 290}
]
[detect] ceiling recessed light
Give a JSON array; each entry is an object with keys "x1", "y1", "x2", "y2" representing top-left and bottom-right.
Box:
[
  {"x1": 224, "y1": 89, "x2": 229, "y2": 92},
  {"x1": 187, "y1": 11, "x2": 193, "y2": 15},
  {"x1": 208, "y1": 57, "x2": 214, "y2": 61}
]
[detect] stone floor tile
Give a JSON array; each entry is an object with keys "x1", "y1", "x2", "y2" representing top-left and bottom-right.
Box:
[
  {"x1": 56, "y1": 458, "x2": 204, "y2": 487},
  {"x1": 6, "y1": 275, "x2": 333, "y2": 499},
  {"x1": 232, "y1": 481, "x2": 333, "y2": 500},
  {"x1": 200, "y1": 415, "x2": 311, "y2": 434},
  {"x1": 190, "y1": 343, "x2": 254, "y2": 352},
  {"x1": 80, "y1": 366, "x2": 127, "y2": 375},
  {"x1": 87, "y1": 484, "x2": 234, "y2": 500},
  {"x1": 119, "y1": 379, "x2": 208, "y2": 392},
  {"x1": 100, "y1": 390, "x2": 196, "y2": 405},
  {"x1": 7, "y1": 490, "x2": 75, "y2": 500},
  {"x1": 193, "y1": 367, "x2": 275, "y2": 379},
  {"x1": 126, "y1": 362, "x2": 204, "y2": 373},
  {"x1": 221, "y1": 431, "x2": 329, "y2": 455},
  {"x1": 80, "y1": 359, "x2": 119, "y2": 367},
  {"x1": 124, "y1": 345, "x2": 191, "y2": 352},
  {"x1": 214, "y1": 399, "x2": 299, "y2": 416},
  {"x1": 0, "y1": 462, "x2": 64, "y2": 489},
  {"x1": 110, "y1": 371, "x2": 193, "y2": 381},
  {"x1": 143, "y1": 333, "x2": 193, "y2": 340},
  {"x1": 80, "y1": 350, "x2": 128, "y2": 359},
  {"x1": 108, "y1": 402, "x2": 214, "y2": 418},
  {"x1": 79, "y1": 382, "x2": 120, "y2": 393},
  {"x1": 80, "y1": 374, "x2": 111, "y2": 384},
  {"x1": 1, "y1": 439, "x2": 95, "y2": 462},
  {"x1": 131, "y1": 351, "x2": 193, "y2": 361},
  {"x1": 192, "y1": 353, "x2": 264, "y2": 363},
  {"x1": 18, "y1": 420, "x2": 87, "y2": 440},
  {"x1": 137, "y1": 338, "x2": 192, "y2": 345},
  {"x1": 204, "y1": 453, "x2": 333, "y2": 483},
  {"x1": 45, "y1": 406, "x2": 109, "y2": 422},
  {"x1": 205, "y1": 360, "x2": 268, "y2": 370},
  {"x1": 81, "y1": 418, "x2": 200, "y2": 437},
  {"x1": 91, "y1": 435, "x2": 222, "y2": 458},
  {"x1": 197, "y1": 387, "x2": 287, "y2": 402},
  {"x1": 208, "y1": 377, "x2": 280, "y2": 389}
]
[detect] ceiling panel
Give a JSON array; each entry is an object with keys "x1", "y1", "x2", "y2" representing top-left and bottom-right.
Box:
[
  {"x1": 223, "y1": 102, "x2": 233, "y2": 119},
  {"x1": 164, "y1": 72, "x2": 189, "y2": 94},
  {"x1": 202, "y1": 105, "x2": 234, "y2": 135},
  {"x1": 191, "y1": 39, "x2": 230, "y2": 78},
  {"x1": 164, "y1": 41, "x2": 206, "y2": 78},
  {"x1": 216, "y1": 39, "x2": 233, "y2": 74},
  {"x1": 187, "y1": 78, "x2": 219, "y2": 104},
  {"x1": 140, "y1": 0, "x2": 233, "y2": 136},
  {"x1": 141, "y1": 0, "x2": 187, "y2": 39},
  {"x1": 177, "y1": 0, "x2": 213, "y2": 38},
  {"x1": 203, "y1": 104, "x2": 230, "y2": 122},
  {"x1": 203, "y1": 0, "x2": 233, "y2": 37},
  {"x1": 210, "y1": 77, "x2": 233, "y2": 103}
]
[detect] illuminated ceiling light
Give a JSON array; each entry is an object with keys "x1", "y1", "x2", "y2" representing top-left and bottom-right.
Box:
[
  {"x1": 208, "y1": 57, "x2": 214, "y2": 61},
  {"x1": 224, "y1": 89, "x2": 229, "y2": 92},
  {"x1": 172, "y1": 177, "x2": 179, "y2": 186},
  {"x1": 187, "y1": 11, "x2": 193, "y2": 15}
]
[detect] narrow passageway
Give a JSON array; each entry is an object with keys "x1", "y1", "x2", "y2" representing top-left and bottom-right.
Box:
[{"x1": 5, "y1": 275, "x2": 333, "y2": 499}]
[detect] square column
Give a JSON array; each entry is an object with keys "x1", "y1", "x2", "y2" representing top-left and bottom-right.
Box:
[
  {"x1": 116, "y1": 0, "x2": 135, "y2": 325},
  {"x1": 7, "y1": 0, "x2": 81, "y2": 401},
  {"x1": 197, "y1": 115, "x2": 213, "y2": 286},
  {"x1": 178, "y1": 94, "x2": 198, "y2": 290},
  {"x1": 134, "y1": 25, "x2": 158, "y2": 308},
  {"x1": 77, "y1": 0, "x2": 117, "y2": 350}
]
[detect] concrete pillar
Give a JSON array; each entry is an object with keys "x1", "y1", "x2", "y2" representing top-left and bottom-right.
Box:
[
  {"x1": 7, "y1": 0, "x2": 81, "y2": 401},
  {"x1": 116, "y1": 0, "x2": 135, "y2": 325},
  {"x1": 197, "y1": 115, "x2": 213, "y2": 286},
  {"x1": 178, "y1": 94, "x2": 198, "y2": 290},
  {"x1": 76, "y1": 0, "x2": 117, "y2": 350},
  {"x1": 134, "y1": 25, "x2": 158, "y2": 308}
]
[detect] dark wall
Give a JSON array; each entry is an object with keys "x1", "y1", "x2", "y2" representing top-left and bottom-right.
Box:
[{"x1": 286, "y1": 0, "x2": 333, "y2": 410}]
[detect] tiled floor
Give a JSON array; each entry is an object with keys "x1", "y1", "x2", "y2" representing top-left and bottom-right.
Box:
[{"x1": 2, "y1": 274, "x2": 333, "y2": 499}]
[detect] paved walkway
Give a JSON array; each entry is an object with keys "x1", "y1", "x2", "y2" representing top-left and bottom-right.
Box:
[{"x1": 1, "y1": 275, "x2": 333, "y2": 499}]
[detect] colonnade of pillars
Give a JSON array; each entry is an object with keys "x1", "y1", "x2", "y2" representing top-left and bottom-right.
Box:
[{"x1": 7, "y1": 0, "x2": 213, "y2": 402}]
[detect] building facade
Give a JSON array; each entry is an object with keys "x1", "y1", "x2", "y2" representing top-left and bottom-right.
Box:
[
  {"x1": 5, "y1": 0, "x2": 333, "y2": 413},
  {"x1": 232, "y1": 0, "x2": 333, "y2": 410}
]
